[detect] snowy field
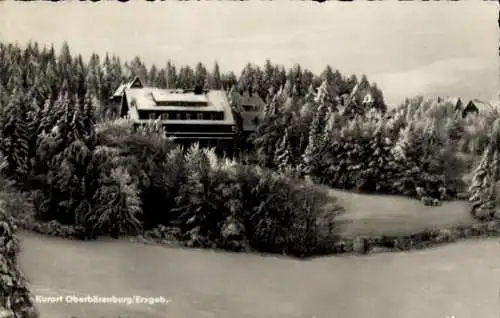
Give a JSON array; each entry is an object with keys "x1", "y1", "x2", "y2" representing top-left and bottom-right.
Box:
[{"x1": 19, "y1": 231, "x2": 500, "y2": 318}]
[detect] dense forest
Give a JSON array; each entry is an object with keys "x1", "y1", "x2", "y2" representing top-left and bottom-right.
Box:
[
  {"x1": 0, "y1": 40, "x2": 499, "y2": 262},
  {"x1": 0, "y1": 41, "x2": 386, "y2": 114}
]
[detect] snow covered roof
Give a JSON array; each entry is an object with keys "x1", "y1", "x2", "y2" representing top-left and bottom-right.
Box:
[
  {"x1": 463, "y1": 99, "x2": 500, "y2": 117},
  {"x1": 110, "y1": 77, "x2": 143, "y2": 99},
  {"x1": 126, "y1": 88, "x2": 222, "y2": 111},
  {"x1": 151, "y1": 91, "x2": 209, "y2": 103},
  {"x1": 123, "y1": 87, "x2": 234, "y2": 125},
  {"x1": 111, "y1": 84, "x2": 127, "y2": 98}
]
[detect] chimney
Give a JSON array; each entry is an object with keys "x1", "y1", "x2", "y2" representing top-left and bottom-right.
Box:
[{"x1": 194, "y1": 85, "x2": 204, "y2": 95}]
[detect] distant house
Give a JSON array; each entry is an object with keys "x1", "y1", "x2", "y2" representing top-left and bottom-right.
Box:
[
  {"x1": 229, "y1": 90, "x2": 266, "y2": 133},
  {"x1": 462, "y1": 99, "x2": 499, "y2": 118},
  {"x1": 111, "y1": 77, "x2": 236, "y2": 147}
]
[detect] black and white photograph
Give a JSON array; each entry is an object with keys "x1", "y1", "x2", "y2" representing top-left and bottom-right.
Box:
[{"x1": 0, "y1": 1, "x2": 499, "y2": 317}]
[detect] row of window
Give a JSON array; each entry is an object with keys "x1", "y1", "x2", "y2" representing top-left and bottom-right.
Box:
[
  {"x1": 155, "y1": 101, "x2": 209, "y2": 107},
  {"x1": 144, "y1": 111, "x2": 224, "y2": 121}
]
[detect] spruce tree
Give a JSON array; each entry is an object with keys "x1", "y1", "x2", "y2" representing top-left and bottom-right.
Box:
[
  {"x1": 0, "y1": 89, "x2": 30, "y2": 180},
  {"x1": 363, "y1": 117, "x2": 395, "y2": 192},
  {"x1": 274, "y1": 129, "x2": 293, "y2": 171},
  {"x1": 73, "y1": 54, "x2": 87, "y2": 99},
  {"x1": 38, "y1": 98, "x2": 55, "y2": 134},
  {"x1": 468, "y1": 118, "x2": 500, "y2": 219},
  {"x1": 469, "y1": 147, "x2": 496, "y2": 219},
  {"x1": 299, "y1": 82, "x2": 329, "y2": 176},
  {"x1": 71, "y1": 95, "x2": 85, "y2": 141},
  {"x1": 299, "y1": 134, "x2": 317, "y2": 176},
  {"x1": 173, "y1": 143, "x2": 213, "y2": 245},
  {"x1": 148, "y1": 65, "x2": 158, "y2": 87},
  {"x1": 211, "y1": 61, "x2": 222, "y2": 89},
  {"x1": 53, "y1": 92, "x2": 73, "y2": 147},
  {"x1": 254, "y1": 93, "x2": 283, "y2": 168},
  {"x1": 102, "y1": 53, "x2": 113, "y2": 99},
  {"x1": 81, "y1": 92, "x2": 97, "y2": 145},
  {"x1": 86, "y1": 53, "x2": 103, "y2": 99},
  {"x1": 90, "y1": 164, "x2": 142, "y2": 238},
  {"x1": 194, "y1": 62, "x2": 208, "y2": 90},
  {"x1": 165, "y1": 60, "x2": 177, "y2": 89},
  {"x1": 26, "y1": 98, "x2": 43, "y2": 174}
]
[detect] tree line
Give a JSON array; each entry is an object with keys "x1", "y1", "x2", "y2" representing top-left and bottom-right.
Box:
[{"x1": 0, "y1": 41, "x2": 386, "y2": 113}]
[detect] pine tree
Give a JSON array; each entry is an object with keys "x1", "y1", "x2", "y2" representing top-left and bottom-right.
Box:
[
  {"x1": 251, "y1": 65, "x2": 264, "y2": 97},
  {"x1": 86, "y1": 53, "x2": 103, "y2": 99},
  {"x1": 6, "y1": 63, "x2": 24, "y2": 92},
  {"x1": 148, "y1": 64, "x2": 158, "y2": 86},
  {"x1": 165, "y1": 60, "x2": 177, "y2": 89},
  {"x1": 274, "y1": 129, "x2": 293, "y2": 171},
  {"x1": 322, "y1": 107, "x2": 336, "y2": 142},
  {"x1": 468, "y1": 118, "x2": 500, "y2": 219},
  {"x1": 156, "y1": 69, "x2": 167, "y2": 88},
  {"x1": 45, "y1": 58, "x2": 59, "y2": 101},
  {"x1": 300, "y1": 108, "x2": 325, "y2": 175},
  {"x1": 81, "y1": 92, "x2": 97, "y2": 145},
  {"x1": 194, "y1": 62, "x2": 208, "y2": 90},
  {"x1": 211, "y1": 61, "x2": 222, "y2": 89},
  {"x1": 127, "y1": 56, "x2": 148, "y2": 83},
  {"x1": 254, "y1": 93, "x2": 284, "y2": 168},
  {"x1": 102, "y1": 53, "x2": 114, "y2": 100},
  {"x1": 71, "y1": 95, "x2": 85, "y2": 141},
  {"x1": 300, "y1": 134, "x2": 317, "y2": 176},
  {"x1": 53, "y1": 92, "x2": 73, "y2": 146},
  {"x1": 0, "y1": 89, "x2": 30, "y2": 180},
  {"x1": 90, "y1": 165, "x2": 142, "y2": 238},
  {"x1": 237, "y1": 63, "x2": 253, "y2": 93},
  {"x1": 177, "y1": 65, "x2": 195, "y2": 89},
  {"x1": 26, "y1": 98, "x2": 43, "y2": 173},
  {"x1": 111, "y1": 55, "x2": 124, "y2": 88},
  {"x1": 73, "y1": 54, "x2": 88, "y2": 99},
  {"x1": 362, "y1": 117, "x2": 396, "y2": 192},
  {"x1": 343, "y1": 95, "x2": 364, "y2": 118},
  {"x1": 38, "y1": 98, "x2": 55, "y2": 134},
  {"x1": 298, "y1": 83, "x2": 329, "y2": 176},
  {"x1": 173, "y1": 143, "x2": 213, "y2": 245},
  {"x1": 469, "y1": 146, "x2": 496, "y2": 219},
  {"x1": 47, "y1": 139, "x2": 93, "y2": 225}
]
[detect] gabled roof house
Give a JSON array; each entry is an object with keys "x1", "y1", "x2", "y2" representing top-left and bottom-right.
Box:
[
  {"x1": 462, "y1": 99, "x2": 499, "y2": 118},
  {"x1": 229, "y1": 90, "x2": 266, "y2": 133}
]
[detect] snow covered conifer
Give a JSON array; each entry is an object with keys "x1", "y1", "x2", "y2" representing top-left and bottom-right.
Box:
[
  {"x1": 0, "y1": 89, "x2": 30, "y2": 179},
  {"x1": 274, "y1": 129, "x2": 293, "y2": 171},
  {"x1": 468, "y1": 118, "x2": 500, "y2": 219}
]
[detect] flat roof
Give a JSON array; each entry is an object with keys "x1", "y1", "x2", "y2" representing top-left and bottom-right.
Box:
[
  {"x1": 124, "y1": 88, "x2": 235, "y2": 125},
  {"x1": 152, "y1": 91, "x2": 208, "y2": 103}
]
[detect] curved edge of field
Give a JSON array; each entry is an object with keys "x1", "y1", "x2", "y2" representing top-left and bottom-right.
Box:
[{"x1": 329, "y1": 188, "x2": 477, "y2": 237}]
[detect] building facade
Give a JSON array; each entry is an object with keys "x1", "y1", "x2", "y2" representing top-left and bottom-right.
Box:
[
  {"x1": 111, "y1": 77, "x2": 237, "y2": 148},
  {"x1": 229, "y1": 90, "x2": 266, "y2": 134}
]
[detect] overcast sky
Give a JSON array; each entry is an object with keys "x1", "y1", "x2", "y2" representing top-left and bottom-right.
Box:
[{"x1": 1, "y1": 1, "x2": 498, "y2": 106}]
